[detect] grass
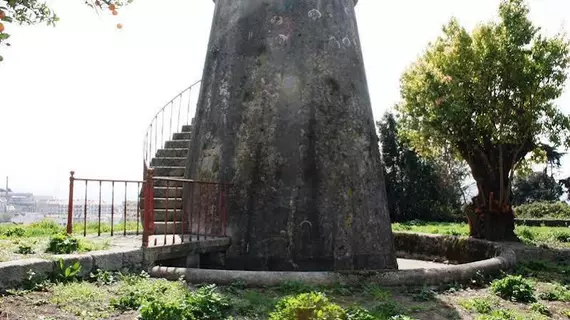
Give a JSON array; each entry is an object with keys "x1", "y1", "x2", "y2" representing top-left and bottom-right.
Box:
[
  {"x1": 391, "y1": 221, "x2": 570, "y2": 248},
  {"x1": 0, "y1": 219, "x2": 141, "y2": 239}
]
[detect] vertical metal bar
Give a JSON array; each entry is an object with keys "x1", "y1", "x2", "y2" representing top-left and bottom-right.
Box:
[
  {"x1": 142, "y1": 173, "x2": 149, "y2": 247},
  {"x1": 136, "y1": 182, "x2": 141, "y2": 236},
  {"x1": 190, "y1": 87, "x2": 192, "y2": 125},
  {"x1": 204, "y1": 184, "x2": 209, "y2": 240},
  {"x1": 224, "y1": 184, "x2": 228, "y2": 237},
  {"x1": 149, "y1": 123, "x2": 153, "y2": 163},
  {"x1": 111, "y1": 181, "x2": 115, "y2": 236},
  {"x1": 124, "y1": 182, "x2": 128, "y2": 236},
  {"x1": 164, "y1": 180, "x2": 169, "y2": 245},
  {"x1": 154, "y1": 116, "x2": 158, "y2": 157},
  {"x1": 218, "y1": 184, "x2": 223, "y2": 237},
  {"x1": 177, "y1": 96, "x2": 182, "y2": 130},
  {"x1": 98, "y1": 181, "x2": 102, "y2": 236},
  {"x1": 172, "y1": 182, "x2": 177, "y2": 244},
  {"x1": 83, "y1": 181, "x2": 88, "y2": 237},
  {"x1": 161, "y1": 110, "x2": 165, "y2": 152},
  {"x1": 169, "y1": 102, "x2": 174, "y2": 142},
  {"x1": 196, "y1": 183, "x2": 201, "y2": 241},
  {"x1": 179, "y1": 185, "x2": 185, "y2": 243},
  {"x1": 188, "y1": 182, "x2": 193, "y2": 242},
  {"x1": 66, "y1": 171, "x2": 75, "y2": 234}
]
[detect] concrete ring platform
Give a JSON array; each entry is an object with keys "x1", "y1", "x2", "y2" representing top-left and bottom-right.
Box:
[{"x1": 149, "y1": 232, "x2": 517, "y2": 287}]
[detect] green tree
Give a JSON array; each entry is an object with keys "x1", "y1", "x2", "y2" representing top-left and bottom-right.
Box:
[
  {"x1": 512, "y1": 171, "x2": 564, "y2": 205},
  {"x1": 378, "y1": 112, "x2": 466, "y2": 222},
  {"x1": 0, "y1": 0, "x2": 131, "y2": 61},
  {"x1": 397, "y1": 0, "x2": 570, "y2": 240}
]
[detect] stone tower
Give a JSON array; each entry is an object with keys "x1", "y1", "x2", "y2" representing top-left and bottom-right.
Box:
[{"x1": 185, "y1": 0, "x2": 398, "y2": 271}]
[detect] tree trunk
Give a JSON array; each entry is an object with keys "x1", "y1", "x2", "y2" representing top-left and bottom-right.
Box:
[{"x1": 465, "y1": 151, "x2": 518, "y2": 241}]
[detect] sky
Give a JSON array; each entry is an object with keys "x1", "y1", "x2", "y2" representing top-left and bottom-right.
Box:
[{"x1": 1, "y1": 0, "x2": 570, "y2": 199}]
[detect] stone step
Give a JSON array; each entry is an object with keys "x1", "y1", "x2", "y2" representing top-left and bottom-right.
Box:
[
  {"x1": 151, "y1": 157, "x2": 186, "y2": 167},
  {"x1": 156, "y1": 148, "x2": 188, "y2": 158},
  {"x1": 153, "y1": 166, "x2": 185, "y2": 177},
  {"x1": 153, "y1": 209, "x2": 185, "y2": 222},
  {"x1": 165, "y1": 140, "x2": 190, "y2": 149},
  {"x1": 181, "y1": 125, "x2": 193, "y2": 133},
  {"x1": 154, "y1": 198, "x2": 183, "y2": 210},
  {"x1": 173, "y1": 132, "x2": 192, "y2": 140},
  {"x1": 154, "y1": 179, "x2": 185, "y2": 188},
  {"x1": 154, "y1": 187, "x2": 183, "y2": 198},
  {"x1": 154, "y1": 222, "x2": 185, "y2": 234}
]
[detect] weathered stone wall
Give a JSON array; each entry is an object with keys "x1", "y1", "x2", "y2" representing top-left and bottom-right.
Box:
[{"x1": 186, "y1": 0, "x2": 397, "y2": 270}]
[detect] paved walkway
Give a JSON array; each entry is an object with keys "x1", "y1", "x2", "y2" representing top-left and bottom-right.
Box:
[{"x1": 397, "y1": 258, "x2": 451, "y2": 270}]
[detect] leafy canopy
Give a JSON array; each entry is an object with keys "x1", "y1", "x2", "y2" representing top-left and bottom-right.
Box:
[
  {"x1": 0, "y1": 0, "x2": 132, "y2": 61},
  {"x1": 397, "y1": 0, "x2": 570, "y2": 167}
]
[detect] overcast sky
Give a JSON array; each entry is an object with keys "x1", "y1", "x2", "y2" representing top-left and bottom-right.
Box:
[{"x1": 1, "y1": 0, "x2": 569, "y2": 198}]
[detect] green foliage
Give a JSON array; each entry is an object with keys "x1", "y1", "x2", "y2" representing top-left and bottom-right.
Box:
[
  {"x1": 378, "y1": 112, "x2": 466, "y2": 222},
  {"x1": 460, "y1": 297, "x2": 495, "y2": 314},
  {"x1": 512, "y1": 172, "x2": 564, "y2": 205},
  {"x1": 477, "y1": 309, "x2": 524, "y2": 320},
  {"x1": 346, "y1": 306, "x2": 376, "y2": 320},
  {"x1": 491, "y1": 275, "x2": 536, "y2": 302},
  {"x1": 529, "y1": 302, "x2": 550, "y2": 316},
  {"x1": 111, "y1": 276, "x2": 187, "y2": 311},
  {"x1": 50, "y1": 281, "x2": 111, "y2": 319},
  {"x1": 538, "y1": 283, "x2": 570, "y2": 301},
  {"x1": 397, "y1": 0, "x2": 570, "y2": 219},
  {"x1": 276, "y1": 280, "x2": 314, "y2": 295},
  {"x1": 269, "y1": 292, "x2": 346, "y2": 320},
  {"x1": 89, "y1": 269, "x2": 115, "y2": 286},
  {"x1": 15, "y1": 243, "x2": 34, "y2": 254},
  {"x1": 46, "y1": 234, "x2": 79, "y2": 254},
  {"x1": 514, "y1": 201, "x2": 570, "y2": 219},
  {"x1": 233, "y1": 290, "x2": 277, "y2": 317},
  {"x1": 53, "y1": 259, "x2": 82, "y2": 284},
  {"x1": 138, "y1": 284, "x2": 231, "y2": 320},
  {"x1": 370, "y1": 301, "x2": 406, "y2": 319},
  {"x1": 2, "y1": 226, "x2": 25, "y2": 237}
]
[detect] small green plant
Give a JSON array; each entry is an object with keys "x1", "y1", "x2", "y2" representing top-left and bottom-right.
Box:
[
  {"x1": 346, "y1": 306, "x2": 375, "y2": 320},
  {"x1": 269, "y1": 292, "x2": 345, "y2": 320},
  {"x1": 538, "y1": 283, "x2": 570, "y2": 301},
  {"x1": 410, "y1": 287, "x2": 436, "y2": 301},
  {"x1": 460, "y1": 297, "x2": 494, "y2": 314},
  {"x1": 53, "y1": 259, "x2": 82, "y2": 283},
  {"x1": 111, "y1": 277, "x2": 187, "y2": 311},
  {"x1": 362, "y1": 283, "x2": 392, "y2": 300},
  {"x1": 46, "y1": 234, "x2": 79, "y2": 254},
  {"x1": 276, "y1": 280, "x2": 313, "y2": 294},
  {"x1": 530, "y1": 302, "x2": 550, "y2": 316},
  {"x1": 561, "y1": 309, "x2": 570, "y2": 318},
  {"x1": 3, "y1": 226, "x2": 25, "y2": 237},
  {"x1": 477, "y1": 308, "x2": 521, "y2": 320},
  {"x1": 15, "y1": 243, "x2": 35, "y2": 255},
  {"x1": 490, "y1": 275, "x2": 536, "y2": 303},
  {"x1": 90, "y1": 269, "x2": 115, "y2": 286},
  {"x1": 21, "y1": 269, "x2": 52, "y2": 292},
  {"x1": 371, "y1": 301, "x2": 405, "y2": 319}
]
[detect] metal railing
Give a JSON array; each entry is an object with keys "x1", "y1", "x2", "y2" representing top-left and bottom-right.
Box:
[
  {"x1": 66, "y1": 170, "x2": 230, "y2": 248},
  {"x1": 66, "y1": 171, "x2": 144, "y2": 237},
  {"x1": 143, "y1": 80, "x2": 202, "y2": 166},
  {"x1": 142, "y1": 169, "x2": 231, "y2": 248}
]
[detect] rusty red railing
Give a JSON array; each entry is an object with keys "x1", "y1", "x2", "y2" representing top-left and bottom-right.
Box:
[
  {"x1": 66, "y1": 171, "x2": 144, "y2": 237},
  {"x1": 142, "y1": 168, "x2": 231, "y2": 248},
  {"x1": 67, "y1": 169, "x2": 230, "y2": 248}
]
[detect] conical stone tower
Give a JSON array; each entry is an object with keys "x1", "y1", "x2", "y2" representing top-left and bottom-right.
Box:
[{"x1": 186, "y1": 0, "x2": 398, "y2": 271}]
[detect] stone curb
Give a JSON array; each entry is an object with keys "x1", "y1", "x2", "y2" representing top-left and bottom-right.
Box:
[
  {"x1": 150, "y1": 233, "x2": 517, "y2": 288},
  {"x1": 0, "y1": 248, "x2": 143, "y2": 290}
]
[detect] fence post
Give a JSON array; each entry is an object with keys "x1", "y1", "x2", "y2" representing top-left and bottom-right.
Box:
[
  {"x1": 142, "y1": 168, "x2": 155, "y2": 247},
  {"x1": 66, "y1": 171, "x2": 75, "y2": 234}
]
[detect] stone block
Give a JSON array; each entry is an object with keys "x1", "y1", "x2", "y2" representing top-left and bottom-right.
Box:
[
  {"x1": 122, "y1": 248, "x2": 143, "y2": 271},
  {"x1": 0, "y1": 258, "x2": 53, "y2": 290},
  {"x1": 91, "y1": 250, "x2": 123, "y2": 272}
]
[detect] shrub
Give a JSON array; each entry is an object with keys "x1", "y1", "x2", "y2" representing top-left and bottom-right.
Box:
[
  {"x1": 269, "y1": 292, "x2": 346, "y2": 320},
  {"x1": 490, "y1": 275, "x2": 535, "y2": 303},
  {"x1": 530, "y1": 302, "x2": 550, "y2": 316},
  {"x1": 538, "y1": 283, "x2": 570, "y2": 301},
  {"x1": 459, "y1": 297, "x2": 494, "y2": 314},
  {"x1": 139, "y1": 299, "x2": 193, "y2": 320},
  {"x1": 46, "y1": 234, "x2": 79, "y2": 254},
  {"x1": 53, "y1": 259, "x2": 82, "y2": 284},
  {"x1": 3, "y1": 226, "x2": 25, "y2": 237},
  {"x1": 112, "y1": 278, "x2": 186, "y2": 311},
  {"x1": 514, "y1": 201, "x2": 570, "y2": 219},
  {"x1": 15, "y1": 243, "x2": 34, "y2": 255}
]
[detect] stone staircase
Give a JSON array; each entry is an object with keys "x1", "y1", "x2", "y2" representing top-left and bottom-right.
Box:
[{"x1": 148, "y1": 124, "x2": 192, "y2": 235}]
